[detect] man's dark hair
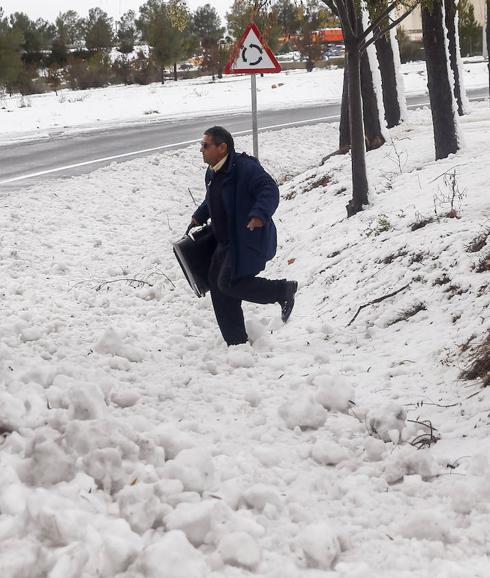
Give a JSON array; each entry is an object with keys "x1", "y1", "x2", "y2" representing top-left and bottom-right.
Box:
[{"x1": 204, "y1": 126, "x2": 234, "y2": 152}]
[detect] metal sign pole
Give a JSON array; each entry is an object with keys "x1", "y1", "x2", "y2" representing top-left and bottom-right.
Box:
[
  {"x1": 483, "y1": 6, "x2": 488, "y2": 59},
  {"x1": 251, "y1": 74, "x2": 259, "y2": 159}
]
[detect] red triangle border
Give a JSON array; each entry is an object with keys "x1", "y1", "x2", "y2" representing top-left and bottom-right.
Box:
[{"x1": 224, "y1": 22, "x2": 282, "y2": 75}]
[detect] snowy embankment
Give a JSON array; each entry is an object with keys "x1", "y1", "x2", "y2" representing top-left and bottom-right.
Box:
[
  {"x1": 0, "y1": 58, "x2": 488, "y2": 145},
  {"x1": 0, "y1": 102, "x2": 489, "y2": 577}
]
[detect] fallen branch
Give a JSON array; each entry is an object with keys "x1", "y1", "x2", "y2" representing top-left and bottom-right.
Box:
[
  {"x1": 407, "y1": 418, "x2": 440, "y2": 449},
  {"x1": 95, "y1": 278, "x2": 153, "y2": 291},
  {"x1": 403, "y1": 400, "x2": 459, "y2": 409},
  {"x1": 347, "y1": 283, "x2": 411, "y2": 327},
  {"x1": 320, "y1": 148, "x2": 346, "y2": 165},
  {"x1": 187, "y1": 187, "x2": 198, "y2": 206}
]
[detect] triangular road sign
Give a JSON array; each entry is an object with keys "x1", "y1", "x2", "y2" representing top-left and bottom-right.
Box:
[{"x1": 224, "y1": 22, "x2": 282, "y2": 75}]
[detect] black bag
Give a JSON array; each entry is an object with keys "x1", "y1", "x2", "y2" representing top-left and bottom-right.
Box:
[{"x1": 173, "y1": 225, "x2": 217, "y2": 297}]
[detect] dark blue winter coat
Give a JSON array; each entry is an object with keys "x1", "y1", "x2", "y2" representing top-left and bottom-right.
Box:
[{"x1": 193, "y1": 151, "x2": 279, "y2": 280}]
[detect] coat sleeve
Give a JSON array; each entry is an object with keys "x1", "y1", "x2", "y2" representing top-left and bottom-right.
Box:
[
  {"x1": 248, "y1": 166, "x2": 279, "y2": 223},
  {"x1": 192, "y1": 199, "x2": 210, "y2": 225}
]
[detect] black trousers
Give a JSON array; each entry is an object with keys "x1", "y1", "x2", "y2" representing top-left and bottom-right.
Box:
[{"x1": 208, "y1": 244, "x2": 287, "y2": 346}]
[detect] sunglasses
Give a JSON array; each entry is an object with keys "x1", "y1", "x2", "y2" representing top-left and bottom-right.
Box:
[{"x1": 200, "y1": 141, "x2": 224, "y2": 149}]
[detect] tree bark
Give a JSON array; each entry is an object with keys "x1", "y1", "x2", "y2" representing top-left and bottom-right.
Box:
[
  {"x1": 339, "y1": 40, "x2": 386, "y2": 153},
  {"x1": 444, "y1": 0, "x2": 465, "y2": 115},
  {"x1": 361, "y1": 42, "x2": 385, "y2": 151},
  {"x1": 173, "y1": 63, "x2": 178, "y2": 81},
  {"x1": 375, "y1": 30, "x2": 401, "y2": 127},
  {"x1": 346, "y1": 46, "x2": 369, "y2": 215},
  {"x1": 421, "y1": 1, "x2": 460, "y2": 160}
]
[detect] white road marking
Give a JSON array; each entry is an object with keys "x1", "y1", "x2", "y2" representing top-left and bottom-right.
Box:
[{"x1": 0, "y1": 115, "x2": 341, "y2": 184}]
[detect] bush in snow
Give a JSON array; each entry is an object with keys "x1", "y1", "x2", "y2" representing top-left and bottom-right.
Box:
[
  {"x1": 278, "y1": 395, "x2": 327, "y2": 430},
  {"x1": 314, "y1": 373, "x2": 355, "y2": 412},
  {"x1": 366, "y1": 402, "x2": 407, "y2": 443}
]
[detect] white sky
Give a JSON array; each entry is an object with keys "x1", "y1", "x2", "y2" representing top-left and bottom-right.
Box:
[{"x1": 0, "y1": 0, "x2": 233, "y2": 24}]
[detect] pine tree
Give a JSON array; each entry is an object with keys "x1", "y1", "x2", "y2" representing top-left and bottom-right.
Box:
[
  {"x1": 0, "y1": 9, "x2": 24, "y2": 95},
  {"x1": 192, "y1": 4, "x2": 225, "y2": 79},
  {"x1": 84, "y1": 8, "x2": 114, "y2": 53}
]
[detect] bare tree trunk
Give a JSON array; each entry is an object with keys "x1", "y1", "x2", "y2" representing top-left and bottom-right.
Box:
[
  {"x1": 361, "y1": 44, "x2": 385, "y2": 151},
  {"x1": 340, "y1": 46, "x2": 385, "y2": 154},
  {"x1": 422, "y1": 1, "x2": 459, "y2": 160},
  {"x1": 346, "y1": 46, "x2": 369, "y2": 215},
  {"x1": 444, "y1": 0, "x2": 465, "y2": 115},
  {"x1": 173, "y1": 63, "x2": 178, "y2": 81},
  {"x1": 161, "y1": 66, "x2": 165, "y2": 84},
  {"x1": 375, "y1": 29, "x2": 401, "y2": 127}
]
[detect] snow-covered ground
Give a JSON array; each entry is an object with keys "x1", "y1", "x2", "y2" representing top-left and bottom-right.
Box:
[
  {"x1": 1, "y1": 69, "x2": 490, "y2": 576},
  {"x1": 0, "y1": 58, "x2": 488, "y2": 145}
]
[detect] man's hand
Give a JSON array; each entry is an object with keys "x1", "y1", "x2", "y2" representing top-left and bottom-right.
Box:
[
  {"x1": 186, "y1": 217, "x2": 201, "y2": 235},
  {"x1": 246, "y1": 217, "x2": 264, "y2": 231}
]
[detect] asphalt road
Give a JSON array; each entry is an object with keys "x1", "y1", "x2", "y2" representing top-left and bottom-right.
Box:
[{"x1": 0, "y1": 87, "x2": 487, "y2": 190}]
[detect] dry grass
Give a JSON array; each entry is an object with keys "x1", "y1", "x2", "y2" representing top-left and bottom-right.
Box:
[
  {"x1": 387, "y1": 301, "x2": 427, "y2": 326},
  {"x1": 460, "y1": 331, "x2": 490, "y2": 388},
  {"x1": 466, "y1": 228, "x2": 490, "y2": 254},
  {"x1": 475, "y1": 251, "x2": 490, "y2": 273},
  {"x1": 410, "y1": 216, "x2": 435, "y2": 231},
  {"x1": 304, "y1": 174, "x2": 332, "y2": 193}
]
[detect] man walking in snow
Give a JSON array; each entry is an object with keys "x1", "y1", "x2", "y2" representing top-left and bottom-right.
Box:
[{"x1": 189, "y1": 126, "x2": 297, "y2": 346}]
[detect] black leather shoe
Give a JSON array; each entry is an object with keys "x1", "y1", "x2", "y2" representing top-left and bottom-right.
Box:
[{"x1": 281, "y1": 281, "x2": 298, "y2": 323}]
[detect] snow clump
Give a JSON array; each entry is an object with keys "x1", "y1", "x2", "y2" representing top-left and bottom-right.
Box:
[
  {"x1": 279, "y1": 395, "x2": 327, "y2": 430},
  {"x1": 117, "y1": 483, "x2": 161, "y2": 533},
  {"x1": 311, "y1": 439, "x2": 350, "y2": 465},
  {"x1": 226, "y1": 346, "x2": 255, "y2": 368},
  {"x1": 242, "y1": 483, "x2": 282, "y2": 512},
  {"x1": 94, "y1": 327, "x2": 145, "y2": 362},
  {"x1": 314, "y1": 373, "x2": 355, "y2": 412},
  {"x1": 161, "y1": 447, "x2": 215, "y2": 493},
  {"x1": 217, "y1": 531, "x2": 261, "y2": 570},
  {"x1": 384, "y1": 446, "x2": 441, "y2": 483},
  {"x1": 366, "y1": 402, "x2": 407, "y2": 443},
  {"x1": 0, "y1": 391, "x2": 26, "y2": 432},
  {"x1": 297, "y1": 522, "x2": 341, "y2": 570},
  {"x1": 165, "y1": 499, "x2": 230, "y2": 547},
  {"x1": 135, "y1": 530, "x2": 207, "y2": 578}
]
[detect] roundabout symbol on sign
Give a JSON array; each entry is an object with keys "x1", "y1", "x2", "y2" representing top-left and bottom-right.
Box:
[{"x1": 241, "y1": 43, "x2": 263, "y2": 66}]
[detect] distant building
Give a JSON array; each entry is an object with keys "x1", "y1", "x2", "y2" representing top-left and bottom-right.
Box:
[{"x1": 399, "y1": 0, "x2": 486, "y2": 42}]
